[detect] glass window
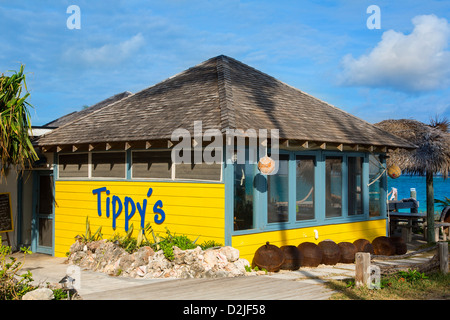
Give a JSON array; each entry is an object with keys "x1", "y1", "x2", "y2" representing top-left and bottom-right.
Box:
[
  {"x1": 369, "y1": 154, "x2": 382, "y2": 217},
  {"x1": 59, "y1": 153, "x2": 89, "y2": 178},
  {"x1": 326, "y1": 157, "x2": 342, "y2": 218},
  {"x1": 132, "y1": 151, "x2": 172, "y2": 179},
  {"x1": 92, "y1": 152, "x2": 126, "y2": 178},
  {"x1": 234, "y1": 162, "x2": 256, "y2": 231},
  {"x1": 267, "y1": 155, "x2": 289, "y2": 223},
  {"x1": 348, "y1": 157, "x2": 363, "y2": 216},
  {"x1": 175, "y1": 150, "x2": 221, "y2": 181},
  {"x1": 296, "y1": 156, "x2": 315, "y2": 221}
]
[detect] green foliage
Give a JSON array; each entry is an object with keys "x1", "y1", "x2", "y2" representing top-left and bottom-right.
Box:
[
  {"x1": 52, "y1": 288, "x2": 68, "y2": 300},
  {"x1": 0, "y1": 235, "x2": 34, "y2": 300},
  {"x1": 76, "y1": 216, "x2": 103, "y2": 243},
  {"x1": 435, "y1": 196, "x2": 450, "y2": 208},
  {"x1": 396, "y1": 269, "x2": 428, "y2": 283},
  {"x1": 0, "y1": 64, "x2": 38, "y2": 178}
]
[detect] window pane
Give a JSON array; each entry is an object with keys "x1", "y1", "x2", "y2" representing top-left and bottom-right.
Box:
[
  {"x1": 92, "y1": 152, "x2": 126, "y2": 178},
  {"x1": 348, "y1": 157, "x2": 363, "y2": 215},
  {"x1": 59, "y1": 154, "x2": 88, "y2": 178},
  {"x1": 268, "y1": 155, "x2": 289, "y2": 223},
  {"x1": 132, "y1": 151, "x2": 172, "y2": 179},
  {"x1": 326, "y1": 157, "x2": 342, "y2": 218},
  {"x1": 234, "y1": 163, "x2": 255, "y2": 231},
  {"x1": 175, "y1": 150, "x2": 221, "y2": 181},
  {"x1": 369, "y1": 154, "x2": 382, "y2": 217},
  {"x1": 296, "y1": 156, "x2": 315, "y2": 221}
]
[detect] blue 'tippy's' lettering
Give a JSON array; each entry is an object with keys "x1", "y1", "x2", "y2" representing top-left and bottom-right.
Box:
[
  {"x1": 153, "y1": 200, "x2": 165, "y2": 224},
  {"x1": 124, "y1": 196, "x2": 136, "y2": 232},
  {"x1": 92, "y1": 187, "x2": 165, "y2": 231},
  {"x1": 92, "y1": 187, "x2": 107, "y2": 217},
  {"x1": 112, "y1": 195, "x2": 123, "y2": 230}
]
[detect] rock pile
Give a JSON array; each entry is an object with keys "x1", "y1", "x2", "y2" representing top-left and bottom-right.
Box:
[{"x1": 68, "y1": 240, "x2": 251, "y2": 279}]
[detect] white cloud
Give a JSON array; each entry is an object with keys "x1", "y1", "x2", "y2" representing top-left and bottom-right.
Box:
[
  {"x1": 66, "y1": 33, "x2": 145, "y2": 67},
  {"x1": 339, "y1": 14, "x2": 450, "y2": 92}
]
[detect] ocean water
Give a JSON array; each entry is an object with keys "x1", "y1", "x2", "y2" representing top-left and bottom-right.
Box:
[{"x1": 387, "y1": 175, "x2": 450, "y2": 213}]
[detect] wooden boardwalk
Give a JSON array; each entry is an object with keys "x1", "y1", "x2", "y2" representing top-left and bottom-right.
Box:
[{"x1": 81, "y1": 276, "x2": 336, "y2": 300}]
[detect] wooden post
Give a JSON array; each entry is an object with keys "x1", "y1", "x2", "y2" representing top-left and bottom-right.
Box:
[
  {"x1": 355, "y1": 252, "x2": 371, "y2": 287},
  {"x1": 439, "y1": 242, "x2": 448, "y2": 274},
  {"x1": 426, "y1": 171, "x2": 435, "y2": 243}
]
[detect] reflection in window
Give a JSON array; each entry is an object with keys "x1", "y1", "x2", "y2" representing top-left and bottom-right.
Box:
[
  {"x1": 268, "y1": 155, "x2": 289, "y2": 223},
  {"x1": 59, "y1": 153, "x2": 88, "y2": 178},
  {"x1": 296, "y1": 156, "x2": 315, "y2": 221},
  {"x1": 326, "y1": 157, "x2": 342, "y2": 218},
  {"x1": 92, "y1": 152, "x2": 126, "y2": 178},
  {"x1": 234, "y1": 163, "x2": 255, "y2": 231},
  {"x1": 348, "y1": 157, "x2": 363, "y2": 215},
  {"x1": 132, "y1": 151, "x2": 172, "y2": 179},
  {"x1": 369, "y1": 154, "x2": 383, "y2": 217}
]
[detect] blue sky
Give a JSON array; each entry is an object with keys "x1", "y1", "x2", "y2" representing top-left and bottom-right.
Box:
[{"x1": 1, "y1": 0, "x2": 449, "y2": 126}]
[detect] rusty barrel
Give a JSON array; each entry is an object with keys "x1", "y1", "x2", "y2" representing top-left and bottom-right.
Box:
[
  {"x1": 353, "y1": 238, "x2": 374, "y2": 255},
  {"x1": 372, "y1": 236, "x2": 396, "y2": 256},
  {"x1": 318, "y1": 240, "x2": 341, "y2": 265},
  {"x1": 338, "y1": 242, "x2": 357, "y2": 263},
  {"x1": 297, "y1": 242, "x2": 323, "y2": 267},
  {"x1": 252, "y1": 242, "x2": 285, "y2": 272},
  {"x1": 389, "y1": 236, "x2": 407, "y2": 255},
  {"x1": 280, "y1": 245, "x2": 303, "y2": 270}
]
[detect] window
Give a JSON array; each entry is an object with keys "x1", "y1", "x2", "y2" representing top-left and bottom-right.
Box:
[
  {"x1": 369, "y1": 154, "x2": 383, "y2": 217},
  {"x1": 59, "y1": 153, "x2": 88, "y2": 178},
  {"x1": 296, "y1": 156, "x2": 315, "y2": 221},
  {"x1": 348, "y1": 157, "x2": 363, "y2": 216},
  {"x1": 267, "y1": 154, "x2": 289, "y2": 223},
  {"x1": 92, "y1": 152, "x2": 126, "y2": 178},
  {"x1": 175, "y1": 150, "x2": 221, "y2": 181},
  {"x1": 132, "y1": 151, "x2": 172, "y2": 179},
  {"x1": 234, "y1": 162, "x2": 256, "y2": 231},
  {"x1": 326, "y1": 157, "x2": 342, "y2": 218}
]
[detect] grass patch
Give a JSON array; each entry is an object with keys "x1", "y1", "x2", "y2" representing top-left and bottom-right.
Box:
[{"x1": 328, "y1": 270, "x2": 450, "y2": 300}]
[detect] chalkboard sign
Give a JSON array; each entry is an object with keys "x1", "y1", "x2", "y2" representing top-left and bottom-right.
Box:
[{"x1": 0, "y1": 193, "x2": 13, "y2": 233}]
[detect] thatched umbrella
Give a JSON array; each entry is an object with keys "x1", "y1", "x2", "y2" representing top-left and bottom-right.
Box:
[{"x1": 375, "y1": 119, "x2": 450, "y2": 242}]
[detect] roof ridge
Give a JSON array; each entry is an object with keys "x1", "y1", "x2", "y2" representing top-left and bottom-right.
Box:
[{"x1": 216, "y1": 55, "x2": 236, "y2": 132}]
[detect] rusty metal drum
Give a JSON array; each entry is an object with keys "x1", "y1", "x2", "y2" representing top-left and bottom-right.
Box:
[
  {"x1": 318, "y1": 240, "x2": 341, "y2": 265},
  {"x1": 297, "y1": 242, "x2": 323, "y2": 267},
  {"x1": 338, "y1": 242, "x2": 357, "y2": 263},
  {"x1": 389, "y1": 236, "x2": 407, "y2": 255},
  {"x1": 280, "y1": 245, "x2": 303, "y2": 270},
  {"x1": 372, "y1": 236, "x2": 396, "y2": 256},
  {"x1": 252, "y1": 242, "x2": 285, "y2": 272},
  {"x1": 353, "y1": 239, "x2": 375, "y2": 255}
]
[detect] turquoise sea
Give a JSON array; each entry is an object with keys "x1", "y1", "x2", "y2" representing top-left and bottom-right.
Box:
[{"x1": 387, "y1": 175, "x2": 450, "y2": 213}]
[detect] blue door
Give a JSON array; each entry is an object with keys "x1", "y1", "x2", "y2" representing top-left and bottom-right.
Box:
[{"x1": 32, "y1": 170, "x2": 54, "y2": 255}]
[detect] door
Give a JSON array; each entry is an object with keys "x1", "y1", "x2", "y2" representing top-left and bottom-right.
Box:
[{"x1": 32, "y1": 170, "x2": 54, "y2": 255}]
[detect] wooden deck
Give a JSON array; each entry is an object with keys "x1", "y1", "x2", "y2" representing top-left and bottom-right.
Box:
[{"x1": 81, "y1": 276, "x2": 336, "y2": 300}]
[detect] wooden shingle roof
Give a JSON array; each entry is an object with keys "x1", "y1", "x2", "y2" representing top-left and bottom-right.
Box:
[{"x1": 37, "y1": 55, "x2": 415, "y2": 150}]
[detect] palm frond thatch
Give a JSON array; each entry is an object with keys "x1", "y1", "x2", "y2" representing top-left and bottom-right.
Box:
[{"x1": 375, "y1": 119, "x2": 450, "y2": 179}]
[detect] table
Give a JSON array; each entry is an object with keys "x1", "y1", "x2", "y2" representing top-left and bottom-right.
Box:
[{"x1": 388, "y1": 212, "x2": 426, "y2": 241}]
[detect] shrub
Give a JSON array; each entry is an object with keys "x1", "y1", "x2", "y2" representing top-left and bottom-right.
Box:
[{"x1": 0, "y1": 236, "x2": 34, "y2": 300}]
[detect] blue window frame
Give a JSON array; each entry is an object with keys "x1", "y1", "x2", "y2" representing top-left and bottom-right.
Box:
[{"x1": 229, "y1": 149, "x2": 387, "y2": 236}]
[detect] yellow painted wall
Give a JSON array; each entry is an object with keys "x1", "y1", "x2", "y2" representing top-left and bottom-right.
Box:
[
  {"x1": 232, "y1": 219, "x2": 387, "y2": 263},
  {"x1": 54, "y1": 181, "x2": 225, "y2": 257}
]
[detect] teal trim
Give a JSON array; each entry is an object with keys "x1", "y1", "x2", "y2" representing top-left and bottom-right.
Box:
[
  {"x1": 126, "y1": 149, "x2": 132, "y2": 180},
  {"x1": 288, "y1": 152, "x2": 296, "y2": 224},
  {"x1": 223, "y1": 154, "x2": 234, "y2": 246},
  {"x1": 16, "y1": 172, "x2": 23, "y2": 247},
  {"x1": 362, "y1": 155, "x2": 370, "y2": 219}
]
